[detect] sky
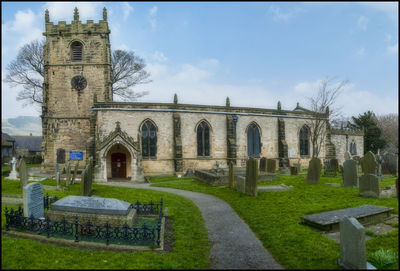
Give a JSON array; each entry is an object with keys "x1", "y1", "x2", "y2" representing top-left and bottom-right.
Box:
[{"x1": 1, "y1": 2, "x2": 398, "y2": 120}]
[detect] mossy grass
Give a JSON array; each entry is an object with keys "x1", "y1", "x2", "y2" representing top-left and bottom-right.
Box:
[
  {"x1": 151, "y1": 174, "x2": 398, "y2": 269},
  {"x1": 2, "y1": 182, "x2": 210, "y2": 269}
]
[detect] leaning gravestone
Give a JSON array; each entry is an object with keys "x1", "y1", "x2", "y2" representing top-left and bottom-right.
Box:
[
  {"x1": 360, "y1": 151, "x2": 378, "y2": 175},
  {"x1": 245, "y1": 158, "x2": 258, "y2": 196},
  {"x1": 259, "y1": 157, "x2": 267, "y2": 172},
  {"x1": 266, "y1": 159, "x2": 276, "y2": 173},
  {"x1": 19, "y1": 158, "x2": 28, "y2": 188},
  {"x1": 228, "y1": 162, "x2": 234, "y2": 189},
  {"x1": 23, "y1": 182, "x2": 44, "y2": 219},
  {"x1": 306, "y1": 157, "x2": 322, "y2": 184},
  {"x1": 343, "y1": 159, "x2": 358, "y2": 187},
  {"x1": 359, "y1": 174, "x2": 380, "y2": 198},
  {"x1": 338, "y1": 217, "x2": 367, "y2": 269}
]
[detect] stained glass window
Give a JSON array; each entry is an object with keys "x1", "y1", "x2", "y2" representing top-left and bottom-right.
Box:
[
  {"x1": 247, "y1": 123, "x2": 261, "y2": 157},
  {"x1": 197, "y1": 121, "x2": 210, "y2": 156},
  {"x1": 299, "y1": 126, "x2": 309, "y2": 156},
  {"x1": 142, "y1": 121, "x2": 157, "y2": 157}
]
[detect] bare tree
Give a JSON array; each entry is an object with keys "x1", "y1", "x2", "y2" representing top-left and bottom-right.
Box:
[
  {"x1": 111, "y1": 50, "x2": 151, "y2": 101},
  {"x1": 305, "y1": 77, "x2": 349, "y2": 157},
  {"x1": 4, "y1": 39, "x2": 151, "y2": 106},
  {"x1": 376, "y1": 113, "x2": 398, "y2": 149}
]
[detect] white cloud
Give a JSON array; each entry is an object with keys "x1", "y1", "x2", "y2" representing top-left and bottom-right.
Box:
[
  {"x1": 44, "y1": 2, "x2": 103, "y2": 22},
  {"x1": 356, "y1": 47, "x2": 366, "y2": 56},
  {"x1": 360, "y1": 2, "x2": 398, "y2": 22},
  {"x1": 386, "y1": 42, "x2": 398, "y2": 55},
  {"x1": 357, "y1": 15, "x2": 368, "y2": 31},
  {"x1": 267, "y1": 5, "x2": 305, "y2": 23},
  {"x1": 152, "y1": 51, "x2": 168, "y2": 62},
  {"x1": 149, "y1": 6, "x2": 158, "y2": 31},
  {"x1": 122, "y1": 2, "x2": 133, "y2": 21}
]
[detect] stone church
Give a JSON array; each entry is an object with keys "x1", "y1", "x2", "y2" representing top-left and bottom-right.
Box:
[{"x1": 40, "y1": 8, "x2": 364, "y2": 182}]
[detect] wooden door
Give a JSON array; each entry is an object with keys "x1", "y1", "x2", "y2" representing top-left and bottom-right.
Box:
[{"x1": 111, "y1": 153, "x2": 126, "y2": 178}]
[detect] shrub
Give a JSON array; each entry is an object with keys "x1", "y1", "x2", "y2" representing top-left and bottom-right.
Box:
[{"x1": 368, "y1": 249, "x2": 398, "y2": 269}]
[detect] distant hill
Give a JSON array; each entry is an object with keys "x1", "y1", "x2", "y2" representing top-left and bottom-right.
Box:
[{"x1": 2, "y1": 116, "x2": 41, "y2": 136}]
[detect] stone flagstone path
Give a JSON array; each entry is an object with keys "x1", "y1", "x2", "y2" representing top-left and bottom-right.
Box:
[{"x1": 101, "y1": 182, "x2": 282, "y2": 269}]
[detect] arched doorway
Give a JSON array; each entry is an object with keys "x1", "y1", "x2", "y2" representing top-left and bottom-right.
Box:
[{"x1": 106, "y1": 143, "x2": 132, "y2": 181}]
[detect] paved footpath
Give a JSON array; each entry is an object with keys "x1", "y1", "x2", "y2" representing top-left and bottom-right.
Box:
[{"x1": 101, "y1": 182, "x2": 283, "y2": 270}]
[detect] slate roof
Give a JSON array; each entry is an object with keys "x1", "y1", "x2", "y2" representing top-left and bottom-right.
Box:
[
  {"x1": 13, "y1": 136, "x2": 42, "y2": 152},
  {"x1": 2, "y1": 133, "x2": 15, "y2": 142}
]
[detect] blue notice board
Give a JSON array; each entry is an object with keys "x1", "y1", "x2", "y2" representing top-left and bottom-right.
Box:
[{"x1": 70, "y1": 152, "x2": 83, "y2": 160}]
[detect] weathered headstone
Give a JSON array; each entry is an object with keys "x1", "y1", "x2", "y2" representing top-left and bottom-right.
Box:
[
  {"x1": 266, "y1": 159, "x2": 276, "y2": 173},
  {"x1": 344, "y1": 151, "x2": 351, "y2": 161},
  {"x1": 259, "y1": 157, "x2": 267, "y2": 172},
  {"x1": 375, "y1": 149, "x2": 383, "y2": 178},
  {"x1": 19, "y1": 158, "x2": 28, "y2": 188},
  {"x1": 360, "y1": 151, "x2": 378, "y2": 175},
  {"x1": 359, "y1": 174, "x2": 380, "y2": 198},
  {"x1": 245, "y1": 158, "x2": 258, "y2": 196},
  {"x1": 293, "y1": 163, "x2": 301, "y2": 173},
  {"x1": 236, "y1": 176, "x2": 246, "y2": 194},
  {"x1": 5, "y1": 157, "x2": 18, "y2": 180},
  {"x1": 338, "y1": 217, "x2": 366, "y2": 269},
  {"x1": 65, "y1": 162, "x2": 71, "y2": 187},
  {"x1": 55, "y1": 163, "x2": 59, "y2": 178},
  {"x1": 306, "y1": 157, "x2": 322, "y2": 184},
  {"x1": 323, "y1": 158, "x2": 338, "y2": 176},
  {"x1": 343, "y1": 159, "x2": 358, "y2": 187},
  {"x1": 81, "y1": 158, "x2": 93, "y2": 196},
  {"x1": 228, "y1": 162, "x2": 234, "y2": 189},
  {"x1": 71, "y1": 161, "x2": 79, "y2": 184},
  {"x1": 56, "y1": 171, "x2": 61, "y2": 190},
  {"x1": 290, "y1": 166, "x2": 298, "y2": 175},
  {"x1": 23, "y1": 182, "x2": 44, "y2": 219}
]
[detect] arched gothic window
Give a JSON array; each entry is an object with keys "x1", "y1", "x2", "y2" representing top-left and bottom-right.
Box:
[
  {"x1": 197, "y1": 121, "x2": 210, "y2": 156},
  {"x1": 71, "y1": 41, "x2": 83, "y2": 62},
  {"x1": 141, "y1": 121, "x2": 157, "y2": 158},
  {"x1": 247, "y1": 123, "x2": 261, "y2": 157},
  {"x1": 299, "y1": 126, "x2": 309, "y2": 156},
  {"x1": 350, "y1": 141, "x2": 357, "y2": 155}
]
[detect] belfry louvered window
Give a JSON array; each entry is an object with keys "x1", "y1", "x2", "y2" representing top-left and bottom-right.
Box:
[
  {"x1": 247, "y1": 123, "x2": 261, "y2": 157},
  {"x1": 299, "y1": 126, "x2": 309, "y2": 156},
  {"x1": 197, "y1": 121, "x2": 210, "y2": 156},
  {"x1": 71, "y1": 41, "x2": 83, "y2": 62},
  {"x1": 141, "y1": 121, "x2": 157, "y2": 158}
]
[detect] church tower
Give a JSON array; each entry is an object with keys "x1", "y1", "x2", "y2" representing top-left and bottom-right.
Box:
[{"x1": 41, "y1": 7, "x2": 112, "y2": 172}]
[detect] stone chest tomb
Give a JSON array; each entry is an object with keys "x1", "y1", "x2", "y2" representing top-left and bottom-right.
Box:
[{"x1": 47, "y1": 196, "x2": 137, "y2": 226}]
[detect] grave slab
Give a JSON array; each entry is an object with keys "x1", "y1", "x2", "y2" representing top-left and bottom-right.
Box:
[
  {"x1": 300, "y1": 205, "x2": 393, "y2": 231},
  {"x1": 51, "y1": 195, "x2": 132, "y2": 215},
  {"x1": 258, "y1": 184, "x2": 293, "y2": 193}
]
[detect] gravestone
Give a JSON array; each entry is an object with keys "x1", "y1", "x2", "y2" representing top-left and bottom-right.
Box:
[
  {"x1": 245, "y1": 158, "x2": 258, "y2": 196},
  {"x1": 5, "y1": 157, "x2": 18, "y2": 180},
  {"x1": 293, "y1": 163, "x2": 301, "y2": 173},
  {"x1": 65, "y1": 162, "x2": 71, "y2": 187},
  {"x1": 360, "y1": 151, "x2": 378, "y2": 175},
  {"x1": 71, "y1": 161, "x2": 79, "y2": 184},
  {"x1": 266, "y1": 159, "x2": 276, "y2": 173},
  {"x1": 323, "y1": 158, "x2": 338, "y2": 177},
  {"x1": 375, "y1": 149, "x2": 383, "y2": 178},
  {"x1": 55, "y1": 163, "x2": 59, "y2": 178},
  {"x1": 343, "y1": 159, "x2": 358, "y2": 187},
  {"x1": 81, "y1": 160, "x2": 93, "y2": 196},
  {"x1": 338, "y1": 217, "x2": 367, "y2": 269},
  {"x1": 381, "y1": 152, "x2": 398, "y2": 175},
  {"x1": 19, "y1": 158, "x2": 28, "y2": 188},
  {"x1": 236, "y1": 176, "x2": 246, "y2": 194},
  {"x1": 290, "y1": 166, "x2": 298, "y2": 175},
  {"x1": 344, "y1": 151, "x2": 351, "y2": 161},
  {"x1": 228, "y1": 162, "x2": 234, "y2": 189},
  {"x1": 23, "y1": 182, "x2": 44, "y2": 219},
  {"x1": 306, "y1": 157, "x2": 322, "y2": 184},
  {"x1": 359, "y1": 174, "x2": 380, "y2": 198},
  {"x1": 259, "y1": 157, "x2": 267, "y2": 172}
]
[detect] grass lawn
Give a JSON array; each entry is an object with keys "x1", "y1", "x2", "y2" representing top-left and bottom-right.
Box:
[
  {"x1": 150, "y1": 174, "x2": 399, "y2": 269},
  {"x1": 1, "y1": 180, "x2": 210, "y2": 269}
]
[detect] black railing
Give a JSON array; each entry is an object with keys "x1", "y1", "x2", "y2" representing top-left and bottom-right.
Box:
[
  {"x1": 43, "y1": 193, "x2": 58, "y2": 210},
  {"x1": 131, "y1": 199, "x2": 163, "y2": 215},
  {"x1": 4, "y1": 199, "x2": 164, "y2": 247}
]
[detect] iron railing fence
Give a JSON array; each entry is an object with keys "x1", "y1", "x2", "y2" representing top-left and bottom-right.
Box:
[{"x1": 4, "y1": 199, "x2": 164, "y2": 247}]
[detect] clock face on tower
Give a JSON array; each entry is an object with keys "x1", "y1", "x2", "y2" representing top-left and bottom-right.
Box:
[{"x1": 71, "y1": 75, "x2": 87, "y2": 91}]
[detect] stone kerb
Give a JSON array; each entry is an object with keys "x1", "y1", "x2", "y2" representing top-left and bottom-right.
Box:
[
  {"x1": 306, "y1": 157, "x2": 322, "y2": 184},
  {"x1": 338, "y1": 217, "x2": 366, "y2": 269},
  {"x1": 359, "y1": 174, "x2": 380, "y2": 198},
  {"x1": 23, "y1": 182, "x2": 44, "y2": 219},
  {"x1": 19, "y1": 158, "x2": 28, "y2": 188},
  {"x1": 343, "y1": 159, "x2": 358, "y2": 188},
  {"x1": 360, "y1": 151, "x2": 378, "y2": 175}
]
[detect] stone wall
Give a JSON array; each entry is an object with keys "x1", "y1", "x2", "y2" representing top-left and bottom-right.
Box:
[{"x1": 331, "y1": 131, "x2": 364, "y2": 165}]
